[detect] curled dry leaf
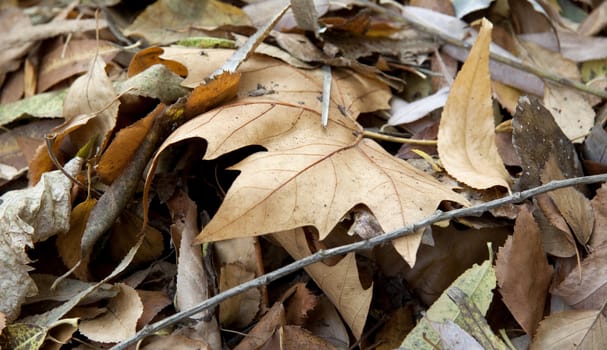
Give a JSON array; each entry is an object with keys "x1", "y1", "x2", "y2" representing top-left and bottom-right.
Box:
[
  {"x1": 0, "y1": 156, "x2": 82, "y2": 321},
  {"x1": 437, "y1": 18, "x2": 510, "y2": 191},
  {"x1": 149, "y1": 49, "x2": 467, "y2": 265}
]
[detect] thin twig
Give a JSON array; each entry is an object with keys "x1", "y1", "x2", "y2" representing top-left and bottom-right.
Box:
[
  {"x1": 357, "y1": 0, "x2": 607, "y2": 99},
  {"x1": 110, "y1": 173, "x2": 607, "y2": 350},
  {"x1": 363, "y1": 129, "x2": 438, "y2": 145}
]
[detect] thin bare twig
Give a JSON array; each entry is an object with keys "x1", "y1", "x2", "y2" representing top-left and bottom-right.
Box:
[{"x1": 110, "y1": 173, "x2": 607, "y2": 350}]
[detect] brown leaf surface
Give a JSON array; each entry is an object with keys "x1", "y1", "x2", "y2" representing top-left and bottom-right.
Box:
[
  {"x1": 531, "y1": 310, "x2": 607, "y2": 350},
  {"x1": 60, "y1": 55, "x2": 119, "y2": 151},
  {"x1": 590, "y1": 183, "x2": 607, "y2": 248},
  {"x1": 541, "y1": 155, "x2": 594, "y2": 245},
  {"x1": 437, "y1": 19, "x2": 510, "y2": 190},
  {"x1": 553, "y1": 242, "x2": 607, "y2": 310},
  {"x1": 79, "y1": 283, "x2": 143, "y2": 343},
  {"x1": 495, "y1": 206, "x2": 553, "y2": 336},
  {"x1": 273, "y1": 228, "x2": 371, "y2": 339},
  {"x1": 150, "y1": 50, "x2": 466, "y2": 265}
]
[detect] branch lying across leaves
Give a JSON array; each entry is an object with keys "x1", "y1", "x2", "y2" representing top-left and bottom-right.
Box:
[{"x1": 110, "y1": 173, "x2": 607, "y2": 350}]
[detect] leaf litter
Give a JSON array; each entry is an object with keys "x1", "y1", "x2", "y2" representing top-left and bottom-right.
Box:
[{"x1": 2, "y1": 0, "x2": 607, "y2": 349}]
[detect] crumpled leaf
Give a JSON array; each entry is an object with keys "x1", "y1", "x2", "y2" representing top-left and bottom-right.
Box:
[
  {"x1": 273, "y1": 228, "x2": 372, "y2": 339},
  {"x1": 530, "y1": 310, "x2": 607, "y2": 350},
  {"x1": 0, "y1": 156, "x2": 82, "y2": 321},
  {"x1": 149, "y1": 50, "x2": 467, "y2": 265},
  {"x1": 437, "y1": 18, "x2": 510, "y2": 190},
  {"x1": 401, "y1": 258, "x2": 497, "y2": 349}
]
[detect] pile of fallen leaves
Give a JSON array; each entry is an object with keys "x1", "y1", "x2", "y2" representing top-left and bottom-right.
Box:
[{"x1": 2, "y1": 0, "x2": 607, "y2": 349}]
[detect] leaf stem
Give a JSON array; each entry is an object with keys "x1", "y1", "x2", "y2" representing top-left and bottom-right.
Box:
[
  {"x1": 363, "y1": 129, "x2": 437, "y2": 145},
  {"x1": 110, "y1": 173, "x2": 607, "y2": 350}
]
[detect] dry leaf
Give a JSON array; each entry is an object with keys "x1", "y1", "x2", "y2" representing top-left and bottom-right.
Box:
[
  {"x1": 96, "y1": 107, "x2": 157, "y2": 184},
  {"x1": 127, "y1": 47, "x2": 188, "y2": 78},
  {"x1": 218, "y1": 263, "x2": 260, "y2": 328},
  {"x1": 273, "y1": 228, "x2": 371, "y2": 339},
  {"x1": 124, "y1": 0, "x2": 249, "y2": 45},
  {"x1": 167, "y1": 190, "x2": 221, "y2": 350},
  {"x1": 531, "y1": 310, "x2": 607, "y2": 350},
  {"x1": 233, "y1": 302, "x2": 286, "y2": 350},
  {"x1": 541, "y1": 155, "x2": 594, "y2": 245},
  {"x1": 553, "y1": 242, "x2": 607, "y2": 310},
  {"x1": 495, "y1": 206, "x2": 553, "y2": 336},
  {"x1": 56, "y1": 198, "x2": 98, "y2": 281},
  {"x1": 437, "y1": 18, "x2": 510, "y2": 190},
  {"x1": 149, "y1": 50, "x2": 466, "y2": 265},
  {"x1": 136, "y1": 290, "x2": 172, "y2": 329},
  {"x1": 38, "y1": 39, "x2": 120, "y2": 93},
  {"x1": 0, "y1": 156, "x2": 82, "y2": 321},
  {"x1": 61, "y1": 55, "x2": 119, "y2": 152},
  {"x1": 590, "y1": 183, "x2": 607, "y2": 248},
  {"x1": 265, "y1": 325, "x2": 337, "y2": 350},
  {"x1": 79, "y1": 283, "x2": 143, "y2": 343}
]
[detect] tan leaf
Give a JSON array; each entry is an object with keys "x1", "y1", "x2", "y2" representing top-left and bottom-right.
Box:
[
  {"x1": 437, "y1": 18, "x2": 510, "y2": 190},
  {"x1": 233, "y1": 302, "x2": 286, "y2": 350},
  {"x1": 553, "y1": 242, "x2": 607, "y2": 310},
  {"x1": 218, "y1": 263, "x2": 260, "y2": 328},
  {"x1": 79, "y1": 283, "x2": 143, "y2": 343},
  {"x1": 148, "y1": 51, "x2": 467, "y2": 265},
  {"x1": 531, "y1": 310, "x2": 607, "y2": 350},
  {"x1": 541, "y1": 155, "x2": 594, "y2": 245},
  {"x1": 273, "y1": 228, "x2": 372, "y2": 339},
  {"x1": 495, "y1": 206, "x2": 553, "y2": 336},
  {"x1": 60, "y1": 55, "x2": 119, "y2": 152}
]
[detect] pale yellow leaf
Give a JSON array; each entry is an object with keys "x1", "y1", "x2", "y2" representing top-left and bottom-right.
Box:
[{"x1": 437, "y1": 18, "x2": 510, "y2": 190}]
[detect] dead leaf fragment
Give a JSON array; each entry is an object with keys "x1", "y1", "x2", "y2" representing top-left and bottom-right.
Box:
[
  {"x1": 531, "y1": 310, "x2": 607, "y2": 350},
  {"x1": 553, "y1": 242, "x2": 607, "y2": 310},
  {"x1": 79, "y1": 283, "x2": 143, "y2": 343},
  {"x1": 273, "y1": 229, "x2": 371, "y2": 339},
  {"x1": 496, "y1": 206, "x2": 553, "y2": 336},
  {"x1": 437, "y1": 18, "x2": 510, "y2": 190}
]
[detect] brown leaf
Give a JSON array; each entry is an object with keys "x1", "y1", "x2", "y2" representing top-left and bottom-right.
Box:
[
  {"x1": 495, "y1": 206, "x2": 553, "y2": 336},
  {"x1": 127, "y1": 47, "x2": 188, "y2": 78},
  {"x1": 553, "y1": 242, "x2": 607, "y2": 310},
  {"x1": 437, "y1": 18, "x2": 510, "y2": 190},
  {"x1": 136, "y1": 290, "x2": 172, "y2": 329},
  {"x1": 531, "y1": 310, "x2": 607, "y2": 350},
  {"x1": 218, "y1": 263, "x2": 260, "y2": 328},
  {"x1": 590, "y1": 183, "x2": 607, "y2": 248},
  {"x1": 512, "y1": 96, "x2": 584, "y2": 191},
  {"x1": 61, "y1": 55, "x2": 119, "y2": 152},
  {"x1": 124, "y1": 0, "x2": 250, "y2": 45},
  {"x1": 149, "y1": 50, "x2": 466, "y2": 265},
  {"x1": 280, "y1": 283, "x2": 318, "y2": 326},
  {"x1": 56, "y1": 198, "x2": 98, "y2": 281},
  {"x1": 541, "y1": 155, "x2": 594, "y2": 245},
  {"x1": 265, "y1": 325, "x2": 337, "y2": 350},
  {"x1": 233, "y1": 302, "x2": 286, "y2": 350},
  {"x1": 96, "y1": 106, "x2": 157, "y2": 184},
  {"x1": 534, "y1": 194, "x2": 577, "y2": 257},
  {"x1": 79, "y1": 283, "x2": 143, "y2": 343},
  {"x1": 273, "y1": 228, "x2": 372, "y2": 339},
  {"x1": 38, "y1": 39, "x2": 120, "y2": 93}
]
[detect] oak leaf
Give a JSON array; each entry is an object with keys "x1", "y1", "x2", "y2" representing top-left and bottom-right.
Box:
[
  {"x1": 437, "y1": 18, "x2": 510, "y2": 190},
  {"x1": 150, "y1": 50, "x2": 467, "y2": 265}
]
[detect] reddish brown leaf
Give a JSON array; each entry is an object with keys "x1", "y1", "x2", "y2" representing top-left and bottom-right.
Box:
[{"x1": 495, "y1": 206, "x2": 553, "y2": 336}]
